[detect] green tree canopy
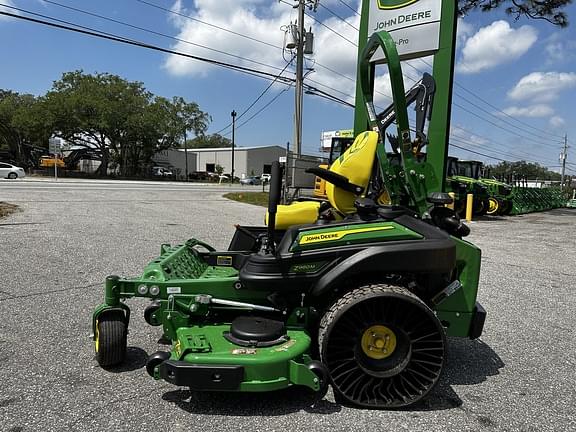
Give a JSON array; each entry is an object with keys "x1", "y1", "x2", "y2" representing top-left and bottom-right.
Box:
[
  {"x1": 459, "y1": 0, "x2": 572, "y2": 27},
  {"x1": 42, "y1": 70, "x2": 209, "y2": 176},
  {"x1": 486, "y1": 161, "x2": 562, "y2": 181},
  {"x1": 0, "y1": 90, "x2": 50, "y2": 166},
  {"x1": 187, "y1": 133, "x2": 232, "y2": 149}
]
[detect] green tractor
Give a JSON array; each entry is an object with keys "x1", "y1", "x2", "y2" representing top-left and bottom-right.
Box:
[
  {"x1": 446, "y1": 158, "x2": 490, "y2": 216},
  {"x1": 92, "y1": 32, "x2": 485, "y2": 409},
  {"x1": 447, "y1": 159, "x2": 513, "y2": 216}
]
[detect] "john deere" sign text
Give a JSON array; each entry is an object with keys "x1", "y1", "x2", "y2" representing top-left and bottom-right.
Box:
[{"x1": 368, "y1": 0, "x2": 442, "y2": 62}]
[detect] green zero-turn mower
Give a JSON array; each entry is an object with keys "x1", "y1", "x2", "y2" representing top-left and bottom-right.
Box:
[{"x1": 92, "y1": 31, "x2": 486, "y2": 409}]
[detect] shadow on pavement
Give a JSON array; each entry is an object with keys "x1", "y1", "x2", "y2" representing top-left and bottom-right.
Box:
[
  {"x1": 411, "y1": 338, "x2": 504, "y2": 411},
  {"x1": 160, "y1": 338, "x2": 503, "y2": 415},
  {"x1": 162, "y1": 386, "x2": 341, "y2": 416},
  {"x1": 103, "y1": 346, "x2": 148, "y2": 373}
]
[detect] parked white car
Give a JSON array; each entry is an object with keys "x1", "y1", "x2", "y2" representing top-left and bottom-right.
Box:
[
  {"x1": 0, "y1": 162, "x2": 26, "y2": 179},
  {"x1": 260, "y1": 173, "x2": 271, "y2": 183}
]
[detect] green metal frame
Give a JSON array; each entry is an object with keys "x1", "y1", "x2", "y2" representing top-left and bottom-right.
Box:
[{"x1": 354, "y1": 0, "x2": 458, "y2": 193}]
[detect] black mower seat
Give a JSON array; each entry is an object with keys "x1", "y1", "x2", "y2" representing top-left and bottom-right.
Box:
[{"x1": 269, "y1": 131, "x2": 379, "y2": 230}]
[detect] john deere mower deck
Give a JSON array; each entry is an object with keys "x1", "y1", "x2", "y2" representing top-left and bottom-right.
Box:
[{"x1": 92, "y1": 31, "x2": 486, "y2": 409}]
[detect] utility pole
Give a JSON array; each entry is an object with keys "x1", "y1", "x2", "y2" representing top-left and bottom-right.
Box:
[
  {"x1": 231, "y1": 110, "x2": 237, "y2": 184},
  {"x1": 287, "y1": 0, "x2": 316, "y2": 193},
  {"x1": 560, "y1": 134, "x2": 568, "y2": 188},
  {"x1": 183, "y1": 128, "x2": 188, "y2": 182},
  {"x1": 294, "y1": 0, "x2": 305, "y2": 161}
]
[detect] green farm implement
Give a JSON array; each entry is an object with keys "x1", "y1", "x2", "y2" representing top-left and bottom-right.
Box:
[{"x1": 92, "y1": 32, "x2": 485, "y2": 409}]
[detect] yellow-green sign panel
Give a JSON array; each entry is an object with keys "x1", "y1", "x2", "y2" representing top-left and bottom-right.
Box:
[{"x1": 377, "y1": 0, "x2": 419, "y2": 9}]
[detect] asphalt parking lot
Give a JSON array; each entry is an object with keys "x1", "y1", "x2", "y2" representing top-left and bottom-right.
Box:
[{"x1": 1, "y1": 178, "x2": 575, "y2": 432}]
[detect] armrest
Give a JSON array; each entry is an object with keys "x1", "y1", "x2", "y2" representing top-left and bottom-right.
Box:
[{"x1": 305, "y1": 167, "x2": 364, "y2": 194}]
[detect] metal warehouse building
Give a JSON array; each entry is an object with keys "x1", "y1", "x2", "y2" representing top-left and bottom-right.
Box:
[
  {"x1": 162, "y1": 145, "x2": 285, "y2": 179},
  {"x1": 188, "y1": 146, "x2": 285, "y2": 178},
  {"x1": 154, "y1": 146, "x2": 285, "y2": 178}
]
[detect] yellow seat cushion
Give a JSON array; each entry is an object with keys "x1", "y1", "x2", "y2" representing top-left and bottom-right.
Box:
[
  {"x1": 326, "y1": 131, "x2": 378, "y2": 214},
  {"x1": 266, "y1": 201, "x2": 321, "y2": 230}
]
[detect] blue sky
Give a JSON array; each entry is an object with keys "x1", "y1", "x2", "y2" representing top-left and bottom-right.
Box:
[{"x1": 0, "y1": 0, "x2": 575, "y2": 174}]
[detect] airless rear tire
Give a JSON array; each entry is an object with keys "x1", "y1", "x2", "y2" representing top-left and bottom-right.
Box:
[{"x1": 319, "y1": 284, "x2": 446, "y2": 408}]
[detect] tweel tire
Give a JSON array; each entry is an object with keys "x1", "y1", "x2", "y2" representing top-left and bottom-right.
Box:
[{"x1": 319, "y1": 284, "x2": 446, "y2": 408}]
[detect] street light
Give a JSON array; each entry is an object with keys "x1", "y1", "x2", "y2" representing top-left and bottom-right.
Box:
[
  {"x1": 183, "y1": 127, "x2": 188, "y2": 182},
  {"x1": 231, "y1": 110, "x2": 237, "y2": 184}
]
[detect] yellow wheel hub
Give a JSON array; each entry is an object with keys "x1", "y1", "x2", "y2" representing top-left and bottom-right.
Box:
[
  {"x1": 487, "y1": 198, "x2": 499, "y2": 214},
  {"x1": 361, "y1": 325, "x2": 397, "y2": 359},
  {"x1": 94, "y1": 320, "x2": 100, "y2": 353}
]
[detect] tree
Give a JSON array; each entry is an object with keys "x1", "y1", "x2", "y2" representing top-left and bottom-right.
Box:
[
  {"x1": 187, "y1": 133, "x2": 232, "y2": 149},
  {"x1": 0, "y1": 90, "x2": 50, "y2": 167},
  {"x1": 42, "y1": 71, "x2": 209, "y2": 176},
  {"x1": 459, "y1": 0, "x2": 572, "y2": 27},
  {"x1": 486, "y1": 161, "x2": 562, "y2": 181}
]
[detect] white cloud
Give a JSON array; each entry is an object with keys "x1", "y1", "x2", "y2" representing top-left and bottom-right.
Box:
[
  {"x1": 0, "y1": 0, "x2": 19, "y2": 21},
  {"x1": 501, "y1": 104, "x2": 554, "y2": 118},
  {"x1": 456, "y1": 21, "x2": 537, "y2": 74},
  {"x1": 545, "y1": 33, "x2": 576, "y2": 64},
  {"x1": 162, "y1": 1, "x2": 429, "y2": 110},
  {"x1": 450, "y1": 125, "x2": 488, "y2": 147},
  {"x1": 456, "y1": 19, "x2": 474, "y2": 48},
  {"x1": 549, "y1": 116, "x2": 565, "y2": 128},
  {"x1": 508, "y1": 71, "x2": 576, "y2": 102}
]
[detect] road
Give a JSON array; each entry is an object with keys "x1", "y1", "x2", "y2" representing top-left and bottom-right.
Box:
[{"x1": 1, "y1": 179, "x2": 575, "y2": 432}]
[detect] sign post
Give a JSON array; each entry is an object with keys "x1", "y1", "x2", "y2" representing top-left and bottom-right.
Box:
[
  {"x1": 354, "y1": 0, "x2": 457, "y2": 192},
  {"x1": 48, "y1": 137, "x2": 61, "y2": 181}
]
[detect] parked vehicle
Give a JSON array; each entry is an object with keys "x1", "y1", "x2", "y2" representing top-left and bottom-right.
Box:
[
  {"x1": 260, "y1": 173, "x2": 271, "y2": 183},
  {"x1": 240, "y1": 176, "x2": 261, "y2": 185},
  {"x1": 0, "y1": 162, "x2": 26, "y2": 179},
  {"x1": 39, "y1": 156, "x2": 65, "y2": 169},
  {"x1": 152, "y1": 166, "x2": 173, "y2": 177}
]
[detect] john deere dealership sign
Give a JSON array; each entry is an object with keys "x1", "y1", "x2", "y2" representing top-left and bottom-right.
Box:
[{"x1": 369, "y1": 0, "x2": 442, "y2": 62}]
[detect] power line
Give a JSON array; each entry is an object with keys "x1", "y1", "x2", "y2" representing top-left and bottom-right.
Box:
[
  {"x1": 278, "y1": 0, "x2": 358, "y2": 47},
  {"x1": 135, "y1": 0, "x2": 281, "y2": 51},
  {"x1": 317, "y1": 2, "x2": 358, "y2": 31},
  {"x1": 213, "y1": 58, "x2": 294, "y2": 135},
  {"x1": 0, "y1": 6, "x2": 356, "y2": 135},
  {"x1": 40, "y1": 0, "x2": 292, "y2": 75},
  {"x1": 225, "y1": 87, "x2": 292, "y2": 136},
  {"x1": 453, "y1": 101, "x2": 550, "y2": 147},
  {"x1": 417, "y1": 57, "x2": 565, "y2": 140},
  {"x1": 449, "y1": 143, "x2": 508, "y2": 162},
  {"x1": 449, "y1": 134, "x2": 558, "y2": 166},
  {"x1": 337, "y1": 0, "x2": 361, "y2": 17},
  {"x1": 135, "y1": 0, "x2": 395, "y2": 103},
  {"x1": 0, "y1": 6, "x2": 290, "y2": 83},
  {"x1": 308, "y1": 8, "x2": 566, "y2": 145},
  {"x1": 38, "y1": 1, "x2": 364, "y2": 128}
]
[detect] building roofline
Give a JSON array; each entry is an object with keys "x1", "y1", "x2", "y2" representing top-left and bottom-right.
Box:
[{"x1": 178, "y1": 145, "x2": 285, "y2": 152}]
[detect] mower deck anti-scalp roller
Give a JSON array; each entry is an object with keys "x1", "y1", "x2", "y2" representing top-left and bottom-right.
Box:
[{"x1": 92, "y1": 31, "x2": 486, "y2": 409}]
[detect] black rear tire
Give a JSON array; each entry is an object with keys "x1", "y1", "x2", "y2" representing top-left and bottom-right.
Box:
[
  {"x1": 95, "y1": 310, "x2": 127, "y2": 367},
  {"x1": 319, "y1": 284, "x2": 446, "y2": 408}
]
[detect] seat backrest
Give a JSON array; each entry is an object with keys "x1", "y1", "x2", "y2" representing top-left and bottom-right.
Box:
[{"x1": 326, "y1": 131, "x2": 379, "y2": 214}]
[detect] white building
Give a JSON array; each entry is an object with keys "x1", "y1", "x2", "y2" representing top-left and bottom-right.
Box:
[{"x1": 175, "y1": 145, "x2": 287, "y2": 178}]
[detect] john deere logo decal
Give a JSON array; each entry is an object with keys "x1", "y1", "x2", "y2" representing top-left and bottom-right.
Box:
[{"x1": 377, "y1": 0, "x2": 419, "y2": 9}]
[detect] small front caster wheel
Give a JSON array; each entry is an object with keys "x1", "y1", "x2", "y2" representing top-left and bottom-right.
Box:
[
  {"x1": 144, "y1": 301, "x2": 162, "y2": 326},
  {"x1": 308, "y1": 360, "x2": 330, "y2": 401},
  {"x1": 146, "y1": 351, "x2": 171, "y2": 378},
  {"x1": 95, "y1": 310, "x2": 127, "y2": 367}
]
